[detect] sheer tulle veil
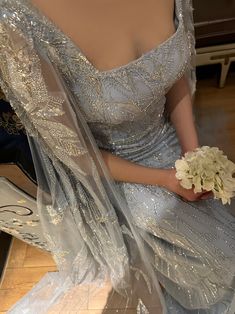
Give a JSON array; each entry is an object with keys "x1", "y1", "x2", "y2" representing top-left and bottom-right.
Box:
[{"x1": 0, "y1": 1, "x2": 196, "y2": 313}]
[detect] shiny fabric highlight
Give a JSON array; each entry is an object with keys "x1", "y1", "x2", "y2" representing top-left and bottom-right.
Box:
[{"x1": 0, "y1": 0, "x2": 234, "y2": 313}]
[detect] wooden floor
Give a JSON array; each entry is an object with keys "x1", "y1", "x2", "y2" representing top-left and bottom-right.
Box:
[
  {"x1": 0, "y1": 68, "x2": 235, "y2": 313},
  {"x1": 0, "y1": 238, "x2": 56, "y2": 313},
  {"x1": 195, "y1": 67, "x2": 235, "y2": 161}
]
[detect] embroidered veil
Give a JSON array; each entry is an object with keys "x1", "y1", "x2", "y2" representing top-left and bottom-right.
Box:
[{"x1": 0, "y1": 1, "x2": 197, "y2": 313}]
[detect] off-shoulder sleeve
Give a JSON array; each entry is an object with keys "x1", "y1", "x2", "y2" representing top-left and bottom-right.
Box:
[{"x1": 181, "y1": 0, "x2": 197, "y2": 97}]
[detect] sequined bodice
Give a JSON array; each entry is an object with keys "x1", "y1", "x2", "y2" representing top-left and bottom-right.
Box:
[{"x1": 3, "y1": 0, "x2": 191, "y2": 160}]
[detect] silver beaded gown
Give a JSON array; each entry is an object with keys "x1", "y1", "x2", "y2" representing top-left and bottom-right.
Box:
[{"x1": 0, "y1": 0, "x2": 235, "y2": 313}]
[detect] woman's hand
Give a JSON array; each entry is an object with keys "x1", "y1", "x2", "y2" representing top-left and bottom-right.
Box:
[
  {"x1": 162, "y1": 168, "x2": 213, "y2": 202},
  {"x1": 100, "y1": 149, "x2": 212, "y2": 202}
]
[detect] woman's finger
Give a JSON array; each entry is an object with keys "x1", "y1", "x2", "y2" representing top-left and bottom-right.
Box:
[{"x1": 200, "y1": 191, "x2": 213, "y2": 200}]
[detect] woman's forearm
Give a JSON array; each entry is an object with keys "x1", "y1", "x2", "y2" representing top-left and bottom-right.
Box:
[
  {"x1": 99, "y1": 149, "x2": 205, "y2": 202},
  {"x1": 100, "y1": 149, "x2": 167, "y2": 186},
  {"x1": 166, "y1": 75, "x2": 199, "y2": 154}
]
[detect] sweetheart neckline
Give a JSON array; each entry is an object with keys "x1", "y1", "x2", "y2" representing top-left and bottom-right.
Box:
[{"x1": 25, "y1": 0, "x2": 183, "y2": 75}]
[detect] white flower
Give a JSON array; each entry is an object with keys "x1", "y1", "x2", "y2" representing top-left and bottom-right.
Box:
[{"x1": 175, "y1": 146, "x2": 235, "y2": 205}]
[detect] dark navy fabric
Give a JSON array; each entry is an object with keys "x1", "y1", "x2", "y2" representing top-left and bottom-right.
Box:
[{"x1": 0, "y1": 99, "x2": 36, "y2": 183}]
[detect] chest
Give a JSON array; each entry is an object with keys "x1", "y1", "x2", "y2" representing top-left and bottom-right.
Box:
[{"x1": 30, "y1": 0, "x2": 176, "y2": 72}]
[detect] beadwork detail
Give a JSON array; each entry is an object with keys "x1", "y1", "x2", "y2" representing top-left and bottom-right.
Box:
[{"x1": 0, "y1": 0, "x2": 234, "y2": 312}]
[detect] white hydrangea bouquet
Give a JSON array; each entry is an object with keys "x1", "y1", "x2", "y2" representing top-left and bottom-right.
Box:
[{"x1": 175, "y1": 146, "x2": 235, "y2": 205}]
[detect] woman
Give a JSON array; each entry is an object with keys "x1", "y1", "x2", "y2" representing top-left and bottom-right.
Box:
[{"x1": 0, "y1": 0, "x2": 234, "y2": 313}]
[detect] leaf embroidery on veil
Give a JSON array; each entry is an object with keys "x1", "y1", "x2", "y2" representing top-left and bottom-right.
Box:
[
  {"x1": 0, "y1": 22, "x2": 87, "y2": 159},
  {"x1": 44, "y1": 232, "x2": 70, "y2": 265}
]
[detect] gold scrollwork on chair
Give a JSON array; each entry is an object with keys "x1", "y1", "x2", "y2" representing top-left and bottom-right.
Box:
[{"x1": 0, "y1": 111, "x2": 25, "y2": 135}]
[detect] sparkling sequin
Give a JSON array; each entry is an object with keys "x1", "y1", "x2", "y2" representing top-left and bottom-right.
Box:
[
  {"x1": 46, "y1": 205, "x2": 64, "y2": 225},
  {"x1": 0, "y1": 0, "x2": 234, "y2": 312}
]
